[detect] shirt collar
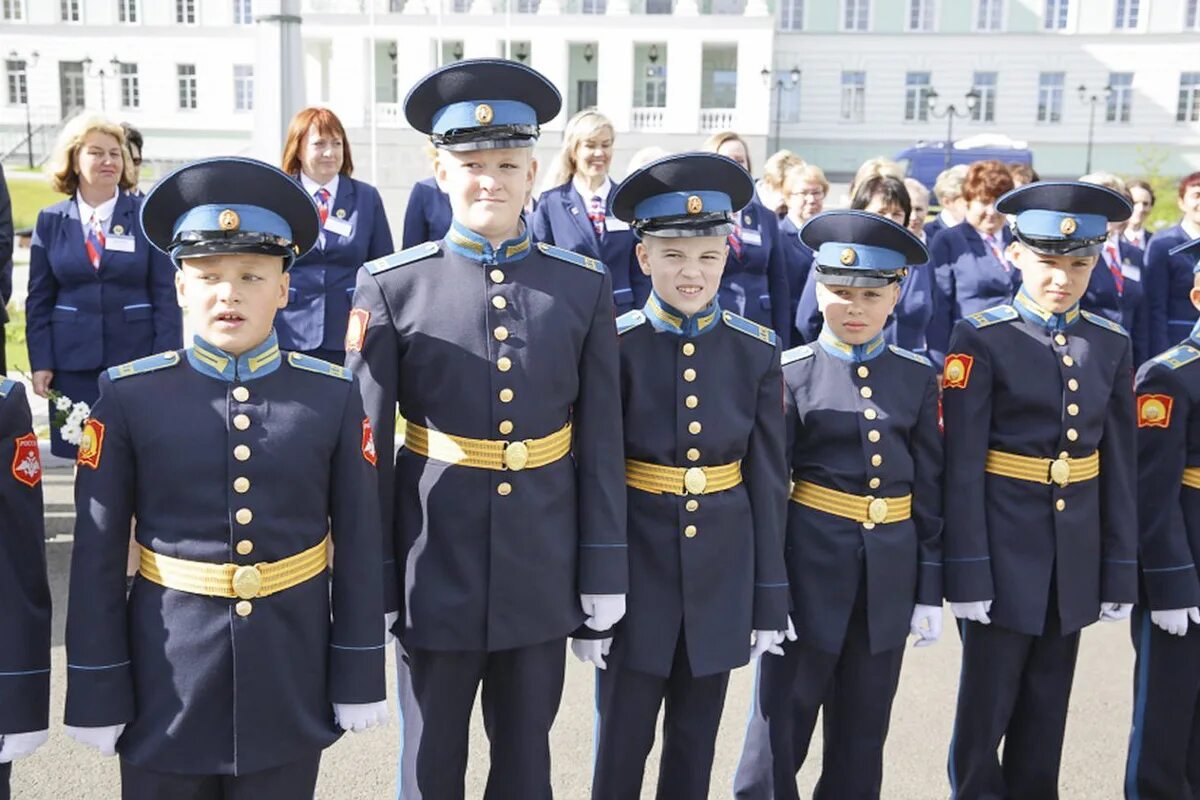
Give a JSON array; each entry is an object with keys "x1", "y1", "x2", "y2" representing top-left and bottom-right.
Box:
[
  {"x1": 299, "y1": 171, "x2": 339, "y2": 200},
  {"x1": 444, "y1": 218, "x2": 532, "y2": 264},
  {"x1": 643, "y1": 292, "x2": 721, "y2": 338},
  {"x1": 817, "y1": 325, "x2": 887, "y2": 363},
  {"x1": 572, "y1": 175, "x2": 612, "y2": 206},
  {"x1": 187, "y1": 330, "x2": 282, "y2": 382},
  {"x1": 1014, "y1": 286, "x2": 1080, "y2": 332},
  {"x1": 939, "y1": 209, "x2": 957, "y2": 227},
  {"x1": 76, "y1": 187, "x2": 120, "y2": 224}
]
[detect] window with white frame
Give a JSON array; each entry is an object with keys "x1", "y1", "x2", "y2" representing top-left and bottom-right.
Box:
[
  {"x1": 908, "y1": 0, "x2": 935, "y2": 31},
  {"x1": 843, "y1": 0, "x2": 869, "y2": 31},
  {"x1": 972, "y1": 71, "x2": 997, "y2": 122},
  {"x1": 1114, "y1": 0, "x2": 1138, "y2": 28},
  {"x1": 1179, "y1": 73, "x2": 1200, "y2": 122},
  {"x1": 1106, "y1": 72, "x2": 1132, "y2": 122},
  {"x1": 581, "y1": 0, "x2": 607, "y2": 13},
  {"x1": 176, "y1": 0, "x2": 196, "y2": 23},
  {"x1": 1186, "y1": 0, "x2": 1198, "y2": 28},
  {"x1": 779, "y1": 0, "x2": 803, "y2": 31},
  {"x1": 2, "y1": 0, "x2": 23, "y2": 20},
  {"x1": 975, "y1": 0, "x2": 1002, "y2": 30},
  {"x1": 1044, "y1": 0, "x2": 1068, "y2": 29},
  {"x1": 774, "y1": 69, "x2": 801, "y2": 122},
  {"x1": 841, "y1": 70, "x2": 866, "y2": 122},
  {"x1": 701, "y1": 45, "x2": 738, "y2": 108},
  {"x1": 517, "y1": 0, "x2": 540, "y2": 11},
  {"x1": 1037, "y1": 72, "x2": 1064, "y2": 122},
  {"x1": 5, "y1": 60, "x2": 26, "y2": 105},
  {"x1": 119, "y1": 63, "x2": 139, "y2": 109},
  {"x1": 177, "y1": 64, "x2": 197, "y2": 109},
  {"x1": 904, "y1": 72, "x2": 932, "y2": 121},
  {"x1": 60, "y1": 0, "x2": 81, "y2": 21},
  {"x1": 234, "y1": 65, "x2": 254, "y2": 111},
  {"x1": 233, "y1": 0, "x2": 253, "y2": 23},
  {"x1": 118, "y1": 0, "x2": 138, "y2": 22}
]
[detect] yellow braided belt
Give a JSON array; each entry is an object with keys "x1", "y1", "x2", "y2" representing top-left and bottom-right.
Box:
[
  {"x1": 139, "y1": 535, "x2": 330, "y2": 600},
  {"x1": 1182, "y1": 467, "x2": 1200, "y2": 490},
  {"x1": 790, "y1": 480, "x2": 912, "y2": 525},
  {"x1": 984, "y1": 449, "x2": 1099, "y2": 487},
  {"x1": 624, "y1": 458, "x2": 743, "y2": 496},
  {"x1": 404, "y1": 421, "x2": 572, "y2": 471}
]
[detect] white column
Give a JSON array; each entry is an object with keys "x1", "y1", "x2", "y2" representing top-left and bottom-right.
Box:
[
  {"x1": 664, "y1": 35, "x2": 701, "y2": 133},
  {"x1": 596, "y1": 34, "x2": 633, "y2": 132},
  {"x1": 531, "y1": 36, "x2": 569, "y2": 131},
  {"x1": 608, "y1": 0, "x2": 631, "y2": 14},
  {"x1": 539, "y1": 0, "x2": 563, "y2": 14},
  {"x1": 735, "y1": 31, "x2": 772, "y2": 135},
  {"x1": 674, "y1": 0, "x2": 699, "y2": 17},
  {"x1": 329, "y1": 33, "x2": 369, "y2": 127},
  {"x1": 251, "y1": 0, "x2": 306, "y2": 161}
]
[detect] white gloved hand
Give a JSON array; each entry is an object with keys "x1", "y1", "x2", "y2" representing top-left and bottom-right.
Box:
[
  {"x1": 333, "y1": 701, "x2": 390, "y2": 733},
  {"x1": 384, "y1": 611, "x2": 399, "y2": 645},
  {"x1": 1150, "y1": 607, "x2": 1199, "y2": 636},
  {"x1": 950, "y1": 600, "x2": 992, "y2": 624},
  {"x1": 65, "y1": 724, "x2": 125, "y2": 757},
  {"x1": 580, "y1": 594, "x2": 626, "y2": 632},
  {"x1": 570, "y1": 638, "x2": 613, "y2": 670},
  {"x1": 0, "y1": 729, "x2": 48, "y2": 763},
  {"x1": 1100, "y1": 602, "x2": 1133, "y2": 622},
  {"x1": 784, "y1": 616, "x2": 798, "y2": 642},
  {"x1": 910, "y1": 604, "x2": 943, "y2": 647},
  {"x1": 750, "y1": 629, "x2": 786, "y2": 660}
]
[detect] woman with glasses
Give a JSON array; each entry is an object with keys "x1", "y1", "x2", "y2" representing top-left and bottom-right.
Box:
[{"x1": 779, "y1": 163, "x2": 827, "y2": 340}]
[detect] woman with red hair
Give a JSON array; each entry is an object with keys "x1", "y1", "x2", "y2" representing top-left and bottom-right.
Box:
[{"x1": 280, "y1": 107, "x2": 394, "y2": 364}]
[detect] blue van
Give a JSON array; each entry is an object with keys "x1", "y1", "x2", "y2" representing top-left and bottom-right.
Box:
[{"x1": 896, "y1": 134, "x2": 1034, "y2": 194}]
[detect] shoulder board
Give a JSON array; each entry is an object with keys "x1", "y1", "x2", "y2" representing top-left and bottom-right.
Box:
[
  {"x1": 107, "y1": 350, "x2": 181, "y2": 381},
  {"x1": 1080, "y1": 309, "x2": 1130, "y2": 338},
  {"x1": 964, "y1": 304, "x2": 1018, "y2": 329},
  {"x1": 1152, "y1": 344, "x2": 1200, "y2": 371},
  {"x1": 364, "y1": 241, "x2": 440, "y2": 275},
  {"x1": 721, "y1": 311, "x2": 778, "y2": 346},
  {"x1": 888, "y1": 345, "x2": 933, "y2": 368},
  {"x1": 616, "y1": 310, "x2": 646, "y2": 335},
  {"x1": 536, "y1": 242, "x2": 606, "y2": 274},
  {"x1": 781, "y1": 345, "x2": 815, "y2": 366},
  {"x1": 0, "y1": 377, "x2": 14, "y2": 398},
  {"x1": 287, "y1": 352, "x2": 352, "y2": 381}
]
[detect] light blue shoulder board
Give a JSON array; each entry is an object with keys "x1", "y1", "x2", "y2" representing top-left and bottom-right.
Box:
[
  {"x1": 1153, "y1": 344, "x2": 1200, "y2": 370},
  {"x1": 616, "y1": 310, "x2": 646, "y2": 335},
  {"x1": 781, "y1": 345, "x2": 814, "y2": 366},
  {"x1": 721, "y1": 310, "x2": 778, "y2": 346},
  {"x1": 287, "y1": 352, "x2": 352, "y2": 381},
  {"x1": 365, "y1": 241, "x2": 440, "y2": 276},
  {"x1": 1080, "y1": 309, "x2": 1130, "y2": 338},
  {"x1": 0, "y1": 377, "x2": 15, "y2": 398},
  {"x1": 536, "y1": 242, "x2": 606, "y2": 274},
  {"x1": 108, "y1": 351, "x2": 182, "y2": 381},
  {"x1": 888, "y1": 345, "x2": 933, "y2": 368},
  {"x1": 964, "y1": 305, "x2": 1018, "y2": 329}
]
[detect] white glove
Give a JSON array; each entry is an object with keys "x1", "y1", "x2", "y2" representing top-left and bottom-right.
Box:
[
  {"x1": 0, "y1": 729, "x2": 48, "y2": 763},
  {"x1": 910, "y1": 604, "x2": 943, "y2": 647},
  {"x1": 750, "y1": 629, "x2": 786, "y2": 660},
  {"x1": 1100, "y1": 602, "x2": 1133, "y2": 622},
  {"x1": 570, "y1": 638, "x2": 613, "y2": 670},
  {"x1": 333, "y1": 700, "x2": 389, "y2": 733},
  {"x1": 784, "y1": 616, "x2": 798, "y2": 642},
  {"x1": 950, "y1": 600, "x2": 992, "y2": 624},
  {"x1": 1150, "y1": 607, "x2": 1198, "y2": 636},
  {"x1": 384, "y1": 611, "x2": 399, "y2": 645},
  {"x1": 580, "y1": 594, "x2": 626, "y2": 632},
  {"x1": 65, "y1": 724, "x2": 125, "y2": 757}
]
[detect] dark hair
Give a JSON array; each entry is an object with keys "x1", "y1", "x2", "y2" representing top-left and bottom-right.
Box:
[
  {"x1": 850, "y1": 175, "x2": 912, "y2": 227},
  {"x1": 1178, "y1": 172, "x2": 1200, "y2": 199},
  {"x1": 120, "y1": 122, "x2": 143, "y2": 155},
  {"x1": 1127, "y1": 179, "x2": 1155, "y2": 205},
  {"x1": 1008, "y1": 162, "x2": 1038, "y2": 185}
]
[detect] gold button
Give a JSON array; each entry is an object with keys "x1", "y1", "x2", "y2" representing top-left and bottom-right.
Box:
[
  {"x1": 864, "y1": 408, "x2": 877, "y2": 420},
  {"x1": 1054, "y1": 334, "x2": 1067, "y2": 346},
  {"x1": 682, "y1": 342, "x2": 696, "y2": 356},
  {"x1": 232, "y1": 386, "x2": 250, "y2": 402},
  {"x1": 492, "y1": 296, "x2": 507, "y2": 310},
  {"x1": 498, "y1": 420, "x2": 514, "y2": 435},
  {"x1": 871, "y1": 454, "x2": 883, "y2": 467},
  {"x1": 860, "y1": 386, "x2": 872, "y2": 399},
  {"x1": 685, "y1": 499, "x2": 699, "y2": 512},
  {"x1": 236, "y1": 539, "x2": 254, "y2": 556},
  {"x1": 684, "y1": 525, "x2": 697, "y2": 538},
  {"x1": 1055, "y1": 498, "x2": 1066, "y2": 512},
  {"x1": 1062, "y1": 355, "x2": 1074, "y2": 367},
  {"x1": 685, "y1": 395, "x2": 699, "y2": 409},
  {"x1": 497, "y1": 482, "x2": 512, "y2": 496},
  {"x1": 497, "y1": 357, "x2": 512, "y2": 372},
  {"x1": 683, "y1": 368, "x2": 697, "y2": 382},
  {"x1": 686, "y1": 448, "x2": 700, "y2": 462},
  {"x1": 857, "y1": 366, "x2": 869, "y2": 379},
  {"x1": 1059, "y1": 451, "x2": 1070, "y2": 459},
  {"x1": 1066, "y1": 428, "x2": 1079, "y2": 441},
  {"x1": 235, "y1": 508, "x2": 253, "y2": 525},
  {"x1": 868, "y1": 477, "x2": 881, "y2": 489},
  {"x1": 233, "y1": 414, "x2": 251, "y2": 431},
  {"x1": 868, "y1": 430, "x2": 881, "y2": 443},
  {"x1": 1067, "y1": 403, "x2": 1079, "y2": 416},
  {"x1": 688, "y1": 421, "x2": 702, "y2": 435},
  {"x1": 494, "y1": 326, "x2": 509, "y2": 341},
  {"x1": 233, "y1": 476, "x2": 250, "y2": 494},
  {"x1": 234, "y1": 445, "x2": 251, "y2": 461},
  {"x1": 863, "y1": 522, "x2": 876, "y2": 531},
  {"x1": 499, "y1": 388, "x2": 514, "y2": 403},
  {"x1": 490, "y1": 269, "x2": 505, "y2": 283},
  {"x1": 235, "y1": 600, "x2": 253, "y2": 617},
  {"x1": 1068, "y1": 378, "x2": 1079, "y2": 391}
]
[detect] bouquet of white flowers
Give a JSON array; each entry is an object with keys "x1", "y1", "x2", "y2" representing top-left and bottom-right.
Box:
[{"x1": 48, "y1": 390, "x2": 92, "y2": 446}]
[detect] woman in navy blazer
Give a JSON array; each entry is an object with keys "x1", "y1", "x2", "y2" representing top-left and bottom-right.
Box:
[
  {"x1": 279, "y1": 107, "x2": 394, "y2": 364},
  {"x1": 702, "y1": 132, "x2": 791, "y2": 346},
  {"x1": 26, "y1": 116, "x2": 179, "y2": 458},
  {"x1": 1144, "y1": 172, "x2": 1200, "y2": 357},
  {"x1": 402, "y1": 175, "x2": 451, "y2": 249},
  {"x1": 778, "y1": 162, "x2": 827, "y2": 341},
  {"x1": 528, "y1": 109, "x2": 646, "y2": 316}
]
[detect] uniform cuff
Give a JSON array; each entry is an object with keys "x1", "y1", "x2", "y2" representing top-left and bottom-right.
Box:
[
  {"x1": 0, "y1": 670, "x2": 50, "y2": 733},
  {"x1": 64, "y1": 662, "x2": 135, "y2": 728},
  {"x1": 1142, "y1": 564, "x2": 1200, "y2": 611},
  {"x1": 752, "y1": 583, "x2": 789, "y2": 632},
  {"x1": 577, "y1": 543, "x2": 629, "y2": 595},
  {"x1": 328, "y1": 643, "x2": 387, "y2": 704},
  {"x1": 945, "y1": 558, "x2": 994, "y2": 603},
  {"x1": 1102, "y1": 560, "x2": 1139, "y2": 606},
  {"x1": 917, "y1": 562, "x2": 944, "y2": 607}
]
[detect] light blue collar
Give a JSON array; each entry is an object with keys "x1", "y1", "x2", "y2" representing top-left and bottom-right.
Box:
[
  {"x1": 187, "y1": 330, "x2": 282, "y2": 382},
  {"x1": 817, "y1": 325, "x2": 886, "y2": 363},
  {"x1": 1014, "y1": 287, "x2": 1080, "y2": 332},
  {"x1": 443, "y1": 218, "x2": 532, "y2": 264},
  {"x1": 642, "y1": 292, "x2": 721, "y2": 338}
]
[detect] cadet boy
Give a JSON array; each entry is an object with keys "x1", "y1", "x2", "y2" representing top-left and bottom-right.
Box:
[
  {"x1": 64, "y1": 157, "x2": 388, "y2": 799},
  {"x1": 345, "y1": 59, "x2": 627, "y2": 798},
  {"x1": 576, "y1": 152, "x2": 788, "y2": 799},
  {"x1": 735, "y1": 210, "x2": 944, "y2": 800},
  {"x1": 0, "y1": 378, "x2": 50, "y2": 800},
  {"x1": 942, "y1": 182, "x2": 1137, "y2": 799},
  {"x1": 1124, "y1": 235, "x2": 1200, "y2": 799}
]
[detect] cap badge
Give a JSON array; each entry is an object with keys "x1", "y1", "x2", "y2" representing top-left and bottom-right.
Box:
[
  {"x1": 475, "y1": 103, "x2": 494, "y2": 125},
  {"x1": 218, "y1": 209, "x2": 241, "y2": 231},
  {"x1": 1060, "y1": 217, "x2": 1077, "y2": 236},
  {"x1": 840, "y1": 248, "x2": 857, "y2": 266},
  {"x1": 686, "y1": 195, "x2": 704, "y2": 215}
]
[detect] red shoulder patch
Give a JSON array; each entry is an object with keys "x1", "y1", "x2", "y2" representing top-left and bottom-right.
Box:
[
  {"x1": 1137, "y1": 394, "x2": 1173, "y2": 429},
  {"x1": 11, "y1": 433, "x2": 42, "y2": 487},
  {"x1": 77, "y1": 418, "x2": 106, "y2": 470},
  {"x1": 942, "y1": 354, "x2": 974, "y2": 390},
  {"x1": 361, "y1": 417, "x2": 377, "y2": 466},
  {"x1": 346, "y1": 308, "x2": 370, "y2": 353}
]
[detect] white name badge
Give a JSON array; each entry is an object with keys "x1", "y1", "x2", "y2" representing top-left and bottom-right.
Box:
[
  {"x1": 604, "y1": 216, "x2": 630, "y2": 233},
  {"x1": 106, "y1": 235, "x2": 136, "y2": 253},
  {"x1": 1122, "y1": 264, "x2": 1141, "y2": 281},
  {"x1": 741, "y1": 229, "x2": 763, "y2": 247},
  {"x1": 324, "y1": 216, "x2": 352, "y2": 237}
]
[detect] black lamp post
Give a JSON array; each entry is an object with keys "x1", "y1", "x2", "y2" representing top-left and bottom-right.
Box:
[
  {"x1": 926, "y1": 87, "x2": 982, "y2": 169},
  {"x1": 8, "y1": 49, "x2": 38, "y2": 169},
  {"x1": 760, "y1": 65, "x2": 800, "y2": 156},
  {"x1": 1077, "y1": 83, "x2": 1113, "y2": 174},
  {"x1": 82, "y1": 55, "x2": 120, "y2": 112}
]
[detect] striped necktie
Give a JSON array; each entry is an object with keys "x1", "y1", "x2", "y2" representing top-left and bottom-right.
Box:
[
  {"x1": 85, "y1": 213, "x2": 105, "y2": 270},
  {"x1": 1106, "y1": 243, "x2": 1124, "y2": 296},
  {"x1": 588, "y1": 195, "x2": 605, "y2": 238},
  {"x1": 728, "y1": 223, "x2": 743, "y2": 260},
  {"x1": 984, "y1": 233, "x2": 1008, "y2": 272},
  {"x1": 315, "y1": 187, "x2": 331, "y2": 227}
]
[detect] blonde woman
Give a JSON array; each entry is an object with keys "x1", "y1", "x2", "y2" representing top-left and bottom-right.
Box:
[
  {"x1": 759, "y1": 149, "x2": 804, "y2": 217},
  {"x1": 530, "y1": 108, "x2": 646, "y2": 313},
  {"x1": 778, "y1": 163, "x2": 829, "y2": 331},
  {"x1": 26, "y1": 113, "x2": 179, "y2": 457}
]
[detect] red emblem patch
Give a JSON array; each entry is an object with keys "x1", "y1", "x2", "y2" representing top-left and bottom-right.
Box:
[
  {"x1": 1137, "y1": 394, "x2": 1173, "y2": 429},
  {"x1": 77, "y1": 418, "x2": 106, "y2": 470},
  {"x1": 11, "y1": 433, "x2": 42, "y2": 487},
  {"x1": 942, "y1": 354, "x2": 974, "y2": 390},
  {"x1": 362, "y1": 417, "x2": 377, "y2": 466},
  {"x1": 346, "y1": 308, "x2": 370, "y2": 353}
]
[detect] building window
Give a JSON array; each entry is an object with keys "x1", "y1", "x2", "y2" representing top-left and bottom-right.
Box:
[
  {"x1": 701, "y1": 45, "x2": 737, "y2": 109},
  {"x1": 233, "y1": 0, "x2": 253, "y2": 23},
  {"x1": 908, "y1": 0, "x2": 935, "y2": 31},
  {"x1": 517, "y1": 0, "x2": 540, "y2": 11},
  {"x1": 1106, "y1": 72, "x2": 1132, "y2": 122},
  {"x1": 234, "y1": 65, "x2": 254, "y2": 111},
  {"x1": 841, "y1": 70, "x2": 866, "y2": 122},
  {"x1": 119, "y1": 63, "x2": 140, "y2": 109},
  {"x1": 1044, "y1": 0, "x2": 1067, "y2": 29},
  {"x1": 779, "y1": 0, "x2": 803, "y2": 30},
  {"x1": 2, "y1": 0, "x2": 23, "y2": 20},
  {"x1": 975, "y1": 0, "x2": 1002, "y2": 30},
  {"x1": 176, "y1": 0, "x2": 196, "y2": 23},
  {"x1": 5, "y1": 60, "x2": 27, "y2": 105},
  {"x1": 118, "y1": 0, "x2": 138, "y2": 22},
  {"x1": 1037, "y1": 71, "x2": 1064, "y2": 123},
  {"x1": 177, "y1": 64, "x2": 197, "y2": 110},
  {"x1": 1188, "y1": 0, "x2": 1199, "y2": 28},
  {"x1": 581, "y1": 0, "x2": 607, "y2": 12},
  {"x1": 843, "y1": 0, "x2": 869, "y2": 31},
  {"x1": 1179, "y1": 73, "x2": 1200, "y2": 122},
  {"x1": 971, "y1": 71, "x2": 997, "y2": 122},
  {"x1": 773, "y1": 69, "x2": 801, "y2": 122},
  {"x1": 60, "y1": 0, "x2": 81, "y2": 21},
  {"x1": 903, "y1": 72, "x2": 932, "y2": 121},
  {"x1": 1114, "y1": 0, "x2": 1138, "y2": 28}
]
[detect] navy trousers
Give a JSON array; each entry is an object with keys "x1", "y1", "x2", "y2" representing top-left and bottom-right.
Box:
[
  {"x1": 118, "y1": 753, "x2": 320, "y2": 800},
  {"x1": 0, "y1": 760, "x2": 10, "y2": 800}
]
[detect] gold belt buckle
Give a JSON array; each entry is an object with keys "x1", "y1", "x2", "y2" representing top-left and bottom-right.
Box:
[
  {"x1": 504, "y1": 440, "x2": 530, "y2": 471},
  {"x1": 683, "y1": 467, "x2": 708, "y2": 495},
  {"x1": 1049, "y1": 458, "x2": 1071, "y2": 487},
  {"x1": 232, "y1": 565, "x2": 263, "y2": 599},
  {"x1": 867, "y1": 497, "x2": 889, "y2": 524}
]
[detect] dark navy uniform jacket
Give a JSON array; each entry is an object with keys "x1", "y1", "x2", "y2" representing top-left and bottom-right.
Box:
[
  {"x1": 346, "y1": 221, "x2": 627, "y2": 653},
  {"x1": 276, "y1": 176, "x2": 394, "y2": 354},
  {"x1": 528, "y1": 181, "x2": 648, "y2": 316},
  {"x1": 1133, "y1": 331, "x2": 1200, "y2": 611},
  {"x1": 64, "y1": 334, "x2": 386, "y2": 775},
  {"x1": 0, "y1": 379, "x2": 50, "y2": 736},
  {"x1": 616, "y1": 297, "x2": 787, "y2": 678},
  {"x1": 927, "y1": 221, "x2": 1018, "y2": 367},
  {"x1": 1145, "y1": 224, "x2": 1200, "y2": 357},
  {"x1": 924, "y1": 216, "x2": 948, "y2": 243},
  {"x1": 784, "y1": 332, "x2": 943, "y2": 655},
  {"x1": 1082, "y1": 238, "x2": 1149, "y2": 366},
  {"x1": 26, "y1": 195, "x2": 181, "y2": 373},
  {"x1": 941, "y1": 294, "x2": 1138, "y2": 636},
  {"x1": 719, "y1": 200, "x2": 792, "y2": 347},
  {"x1": 401, "y1": 177, "x2": 452, "y2": 250},
  {"x1": 778, "y1": 216, "x2": 811, "y2": 341}
]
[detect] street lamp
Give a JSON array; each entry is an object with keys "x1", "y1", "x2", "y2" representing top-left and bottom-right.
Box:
[
  {"x1": 82, "y1": 55, "x2": 121, "y2": 112},
  {"x1": 926, "y1": 87, "x2": 982, "y2": 169},
  {"x1": 1077, "y1": 83, "x2": 1112, "y2": 174},
  {"x1": 7, "y1": 49, "x2": 38, "y2": 169},
  {"x1": 761, "y1": 65, "x2": 800, "y2": 156}
]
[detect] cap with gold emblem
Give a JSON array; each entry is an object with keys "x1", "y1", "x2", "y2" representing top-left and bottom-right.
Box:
[
  {"x1": 996, "y1": 180, "x2": 1131, "y2": 257},
  {"x1": 609, "y1": 152, "x2": 753, "y2": 239},
  {"x1": 801, "y1": 209, "x2": 928, "y2": 288},
  {"x1": 140, "y1": 156, "x2": 319, "y2": 270}
]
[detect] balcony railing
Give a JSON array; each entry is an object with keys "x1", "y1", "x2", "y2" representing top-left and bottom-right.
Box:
[
  {"x1": 631, "y1": 107, "x2": 665, "y2": 130},
  {"x1": 699, "y1": 108, "x2": 736, "y2": 132}
]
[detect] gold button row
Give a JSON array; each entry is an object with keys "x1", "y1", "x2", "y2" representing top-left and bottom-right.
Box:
[
  {"x1": 684, "y1": 524, "x2": 697, "y2": 538},
  {"x1": 232, "y1": 386, "x2": 250, "y2": 402},
  {"x1": 682, "y1": 342, "x2": 695, "y2": 356},
  {"x1": 1054, "y1": 333, "x2": 1067, "y2": 346},
  {"x1": 685, "y1": 395, "x2": 699, "y2": 409}
]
